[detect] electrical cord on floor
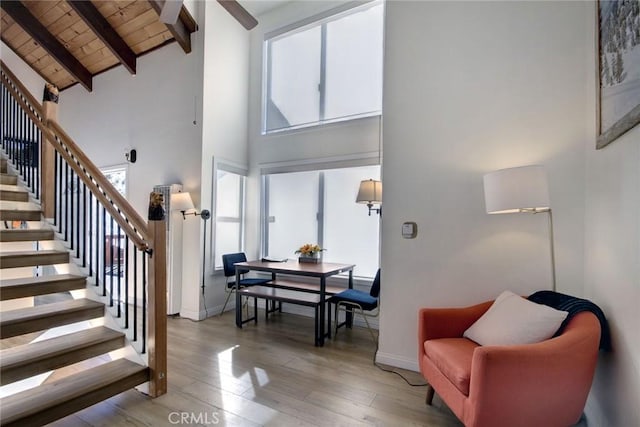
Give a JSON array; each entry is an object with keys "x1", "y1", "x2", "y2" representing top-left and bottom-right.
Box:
[{"x1": 372, "y1": 339, "x2": 429, "y2": 387}]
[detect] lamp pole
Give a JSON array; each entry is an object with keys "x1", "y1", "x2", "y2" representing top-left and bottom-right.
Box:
[{"x1": 547, "y1": 209, "x2": 557, "y2": 292}]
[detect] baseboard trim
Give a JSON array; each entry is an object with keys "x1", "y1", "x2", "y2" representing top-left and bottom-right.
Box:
[
  {"x1": 375, "y1": 351, "x2": 419, "y2": 372},
  {"x1": 179, "y1": 308, "x2": 205, "y2": 320}
]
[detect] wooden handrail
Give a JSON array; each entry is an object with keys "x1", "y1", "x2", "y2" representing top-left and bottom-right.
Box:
[{"x1": 1, "y1": 61, "x2": 149, "y2": 249}]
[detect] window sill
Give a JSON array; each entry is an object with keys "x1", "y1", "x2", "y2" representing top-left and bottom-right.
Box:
[{"x1": 262, "y1": 112, "x2": 381, "y2": 137}]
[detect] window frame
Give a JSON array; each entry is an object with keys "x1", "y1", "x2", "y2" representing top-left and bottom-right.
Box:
[
  {"x1": 262, "y1": 0, "x2": 384, "y2": 134},
  {"x1": 260, "y1": 162, "x2": 381, "y2": 279},
  {"x1": 212, "y1": 162, "x2": 247, "y2": 271}
]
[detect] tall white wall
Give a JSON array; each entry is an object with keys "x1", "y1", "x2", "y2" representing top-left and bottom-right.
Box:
[
  {"x1": 583, "y1": 5, "x2": 640, "y2": 427},
  {"x1": 57, "y1": 5, "x2": 205, "y2": 320},
  {"x1": 380, "y1": 0, "x2": 588, "y2": 367},
  {"x1": 198, "y1": 1, "x2": 251, "y2": 318},
  {"x1": 584, "y1": 118, "x2": 640, "y2": 427},
  {"x1": 1, "y1": 41, "x2": 46, "y2": 101}
]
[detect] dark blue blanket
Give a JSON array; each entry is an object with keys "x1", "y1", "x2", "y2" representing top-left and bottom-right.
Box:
[{"x1": 527, "y1": 291, "x2": 611, "y2": 351}]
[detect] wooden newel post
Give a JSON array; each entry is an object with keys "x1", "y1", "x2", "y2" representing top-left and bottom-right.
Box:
[
  {"x1": 41, "y1": 83, "x2": 58, "y2": 219},
  {"x1": 147, "y1": 192, "x2": 167, "y2": 397}
]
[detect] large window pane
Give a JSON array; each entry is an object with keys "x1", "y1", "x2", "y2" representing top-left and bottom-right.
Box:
[
  {"x1": 216, "y1": 171, "x2": 241, "y2": 217},
  {"x1": 267, "y1": 171, "x2": 319, "y2": 259},
  {"x1": 325, "y1": 3, "x2": 384, "y2": 120},
  {"x1": 267, "y1": 27, "x2": 321, "y2": 131},
  {"x1": 323, "y1": 166, "x2": 380, "y2": 277},
  {"x1": 214, "y1": 168, "x2": 245, "y2": 269},
  {"x1": 215, "y1": 222, "x2": 241, "y2": 269},
  {"x1": 264, "y1": 1, "x2": 384, "y2": 133},
  {"x1": 263, "y1": 165, "x2": 380, "y2": 278}
]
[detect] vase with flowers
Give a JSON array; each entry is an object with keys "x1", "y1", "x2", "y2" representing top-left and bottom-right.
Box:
[{"x1": 295, "y1": 243, "x2": 326, "y2": 264}]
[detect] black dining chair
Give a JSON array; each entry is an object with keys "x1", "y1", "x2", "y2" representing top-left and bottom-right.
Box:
[
  {"x1": 329, "y1": 268, "x2": 380, "y2": 342},
  {"x1": 220, "y1": 252, "x2": 270, "y2": 315}
]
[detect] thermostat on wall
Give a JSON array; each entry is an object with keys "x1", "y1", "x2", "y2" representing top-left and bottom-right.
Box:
[{"x1": 402, "y1": 222, "x2": 417, "y2": 239}]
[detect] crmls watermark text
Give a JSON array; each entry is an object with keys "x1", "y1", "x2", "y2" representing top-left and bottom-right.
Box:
[{"x1": 168, "y1": 411, "x2": 220, "y2": 425}]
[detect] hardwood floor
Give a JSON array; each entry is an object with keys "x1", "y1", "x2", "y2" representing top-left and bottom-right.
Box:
[{"x1": 49, "y1": 310, "x2": 463, "y2": 426}]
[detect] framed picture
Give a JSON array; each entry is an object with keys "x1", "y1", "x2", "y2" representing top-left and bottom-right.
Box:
[{"x1": 596, "y1": 0, "x2": 640, "y2": 149}]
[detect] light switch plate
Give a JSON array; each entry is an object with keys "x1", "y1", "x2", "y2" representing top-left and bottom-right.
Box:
[{"x1": 402, "y1": 222, "x2": 417, "y2": 239}]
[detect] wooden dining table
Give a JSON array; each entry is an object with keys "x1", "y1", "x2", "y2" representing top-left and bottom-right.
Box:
[{"x1": 234, "y1": 259, "x2": 355, "y2": 346}]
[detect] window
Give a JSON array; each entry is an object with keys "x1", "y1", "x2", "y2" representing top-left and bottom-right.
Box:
[
  {"x1": 263, "y1": 165, "x2": 380, "y2": 278},
  {"x1": 264, "y1": 1, "x2": 384, "y2": 133},
  {"x1": 213, "y1": 167, "x2": 246, "y2": 270},
  {"x1": 98, "y1": 165, "x2": 127, "y2": 277}
]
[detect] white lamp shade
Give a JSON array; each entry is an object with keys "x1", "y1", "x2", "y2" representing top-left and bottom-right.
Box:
[
  {"x1": 356, "y1": 179, "x2": 382, "y2": 204},
  {"x1": 171, "y1": 191, "x2": 195, "y2": 212},
  {"x1": 483, "y1": 165, "x2": 550, "y2": 214}
]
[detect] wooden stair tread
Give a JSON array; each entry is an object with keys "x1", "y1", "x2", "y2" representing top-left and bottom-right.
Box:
[
  {"x1": 0, "y1": 186, "x2": 29, "y2": 202},
  {"x1": 0, "y1": 174, "x2": 18, "y2": 185},
  {"x1": 0, "y1": 358, "x2": 150, "y2": 427},
  {"x1": 0, "y1": 228, "x2": 55, "y2": 242},
  {"x1": 0, "y1": 274, "x2": 86, "y2": 301},
  {"x1": 0, "y1": 208, "x2": 41, "y2": 221},
  {"x1": 0, "y1": 250, "x2": 69, "y2": 269},
  {"x1": 0, "y1": 298, "x2": 104, "y2": 339},
  {"x1": 0, "y1": 326, "x2": 125, "y2": 385}
]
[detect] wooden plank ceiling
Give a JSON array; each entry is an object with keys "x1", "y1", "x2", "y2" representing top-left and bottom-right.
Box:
[{"x1": 1, "y1": 0, "x2": 197, "y2": 92}]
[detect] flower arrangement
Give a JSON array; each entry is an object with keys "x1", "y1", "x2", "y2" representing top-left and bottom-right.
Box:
[{"x1": 295, "y1": 243, "x2": 325, "y2": 257}]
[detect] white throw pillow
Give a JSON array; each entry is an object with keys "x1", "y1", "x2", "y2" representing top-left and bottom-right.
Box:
[{"x1": 463, "y1": 290, "x2": 568, "y2": 346}]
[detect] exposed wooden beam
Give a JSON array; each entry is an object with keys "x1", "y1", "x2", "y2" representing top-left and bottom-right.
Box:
[
  {"x1": 0, "y1": 1, "x2": 92, "y2": 91},
  {"x1": 148, "y1": 1, "x2": 195, "y2": 54},
  {"x1": 67, "y1": 0, "x2": 136, "y2": 75},
  {"x1": 217, "y1": 0, "x2": 258, "y2": 30}
]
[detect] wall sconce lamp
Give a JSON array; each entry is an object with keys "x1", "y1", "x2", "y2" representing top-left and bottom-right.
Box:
[
  {"x1": 483, "y1": 165, "x2": 556, "y2": 291},
  {"x1": 170, "y1": 192, "x2": 211, "y2": 220},
  {"x1": 356, "y1": 179, "x2": 382, "y2": 216}
]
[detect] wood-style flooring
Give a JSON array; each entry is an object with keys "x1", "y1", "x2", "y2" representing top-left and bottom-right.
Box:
[{"x1": 47, "y1": 309, "x2": 463, "y2": 426}]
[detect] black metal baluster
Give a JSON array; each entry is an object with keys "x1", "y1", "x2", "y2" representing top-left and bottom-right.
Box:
[
  {"x1": 117, "y1": 225, "x2": 121, "y2": 318},
  {"x1": 88, "y1": 191, "x2": 93, "y2": 276},
  {"x1": 70, "y1": 169, "x2": 75, "y2": 250},
  {"x1": 102, "y1": 205, "x2": 107, "y2": 296},
  {"x1": 18, "y1": 107, "x2": 23, "y2": 177},
  {"x1": 133, "y1": 248, "x2": 138, "y2": 342},
  {"x1": 25, "y1": 122, "x2": 31, "y2": 189},
  {"x1": 109, "y1": 215, "x2": 114, "y2": 307},
  {"x1": 82, "y1": 182, "x2": 87, "y2": 267},
  {"x1": 75, "y1": 174, "x2": 80, "y2": 258},
  {"x1": 142, "y1": 251, "x2": 147, "y2": 354},
  {"x1": 27, "y1": 117, "x2": 31, "y2": 188},
  {"x1": 64, "y1": 161, "x2": 69, "y2": 242},
  {"x1": 36, "y1": 128, "x2": 39, "y2": 200},
  {"x1": 53, "y1": 151, "x2": 62, "y2": 233},
  {"x1": 95, "y1": 196, "x2": 100, "y2": 287},
  {"x1": 125, "y1": 235, "x2": 129, "y2": 328},
  {"x1": 29, "y1": 121, "x2": 34, "y2": 191}
]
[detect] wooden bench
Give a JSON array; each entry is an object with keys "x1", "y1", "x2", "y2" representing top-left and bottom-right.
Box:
[
  {"x1": 238, "y1": 286, "x2": 327, "y2": 346},
  {"x1": 260, "y1": 280, "x2": 346, "y2": 328},
  {"x1": 265, "y1": 279, "x2": 346, "y2": 295}
]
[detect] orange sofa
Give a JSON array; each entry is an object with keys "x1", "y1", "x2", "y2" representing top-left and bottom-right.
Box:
[{"x1": 418, "y1": 300, "x2": 601, "y2": 427}]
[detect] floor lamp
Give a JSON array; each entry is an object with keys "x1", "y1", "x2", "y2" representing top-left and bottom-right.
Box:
[
  {"x1": 483, "y1": 165, "x2": 556, "y2": 291},
  {"x1": 171, "y1": 192, "x2": 211, "y2": 295}
]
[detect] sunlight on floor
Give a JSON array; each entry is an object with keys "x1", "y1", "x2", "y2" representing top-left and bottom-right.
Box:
[{"x1": 216, "y1": 344, "x2": 278, "y2": 424}]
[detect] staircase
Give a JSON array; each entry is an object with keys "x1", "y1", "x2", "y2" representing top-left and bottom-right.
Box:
[
  {"x1": 0, "y1": 61, "x2": 166, "y2": 426},
  {"x1": 0, "y1": 162, "x2": 149, "y2": 426}
]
